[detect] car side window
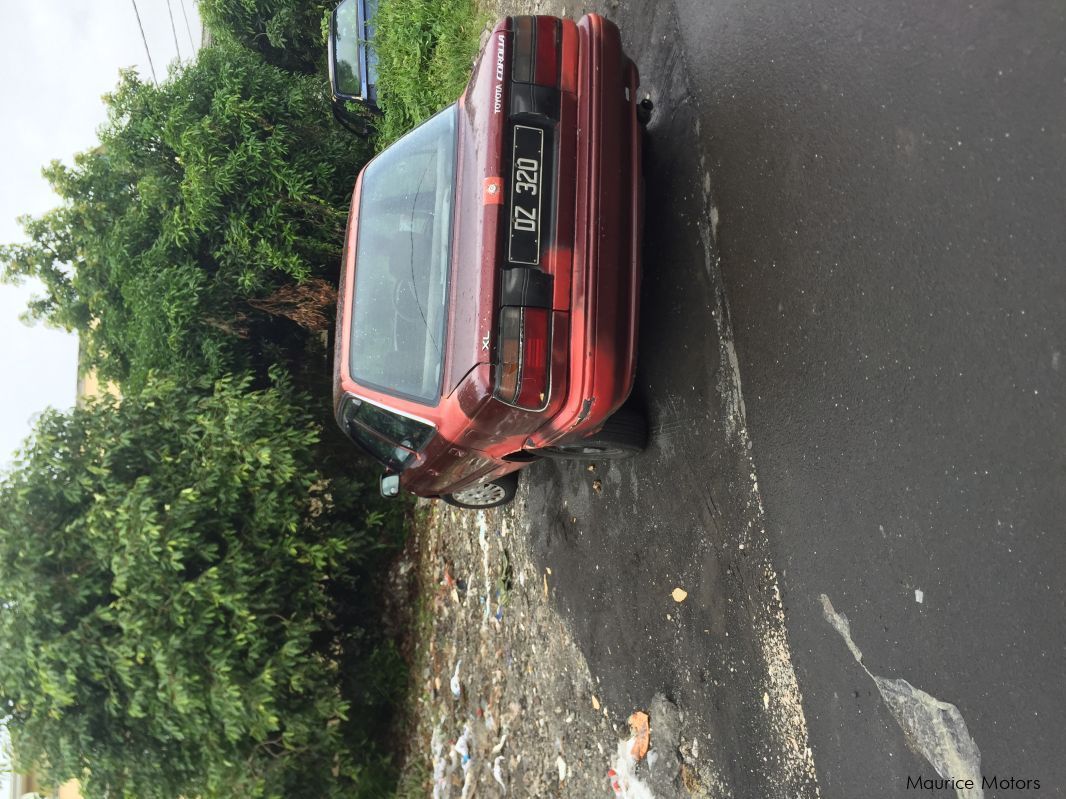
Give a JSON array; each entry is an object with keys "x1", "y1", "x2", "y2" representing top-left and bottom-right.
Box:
[
  {"x1": 344, "y1": 419, "x2": 405, "y2": 470},
  {"x1": 351, "y1": 401, "x2": 435, "y2": 451},
  {"x1": 332, "y1": 0, "x2": 362, "y2": 97},
  {"x1": 341, "y1": 398, "x2": 435, "y2": 470}
]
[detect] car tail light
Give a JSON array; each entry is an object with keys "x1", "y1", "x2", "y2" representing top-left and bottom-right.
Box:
[
  {"x1": 534, "y1": 17, "x2": 560, "y2": 87},
  {"x1": 512, "y1": 16, "x2": 534, "y2": 83},
  {"x1": 495, "y1": 306, "x2": 550, "y2": 409},
  {"x1": 511, "y1": 16, "x2": 561, "y2": 88}
]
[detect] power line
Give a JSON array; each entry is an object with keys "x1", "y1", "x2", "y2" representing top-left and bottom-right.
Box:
[
  {"x1": 129, "y1": 0, "x2": 158, "y2": 84},
  {"x1": 164, "y1": 0, "x2": 183, "y2": 62},
  {"x1": 177, "y1": 0, "x2": 196, "y2": 51}
]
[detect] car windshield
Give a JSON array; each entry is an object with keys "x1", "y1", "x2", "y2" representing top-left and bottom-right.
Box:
[{"x1": 349, "y1": 106, "x2": 457, "y2": 403}]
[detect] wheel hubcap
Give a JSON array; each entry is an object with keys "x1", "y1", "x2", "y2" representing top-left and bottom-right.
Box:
[{"x1": 452, "y1": 481, "x2": 507, "y2": 506}]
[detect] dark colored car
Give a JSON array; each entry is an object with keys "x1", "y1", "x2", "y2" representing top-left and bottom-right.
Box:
[
  {"x1": 333, "y1": 14, "x2": 647, "y2": 508},
  {"x1": 328, "y1": 0, "x2": 379, "y2": 130}
]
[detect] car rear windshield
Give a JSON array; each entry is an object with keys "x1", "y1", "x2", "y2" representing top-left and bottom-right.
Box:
[{"x1": 349, "y1": 106, "x2": 457, "y2": 403}]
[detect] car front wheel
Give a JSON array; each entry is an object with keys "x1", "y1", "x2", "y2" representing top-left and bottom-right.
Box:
[
  {"x1": 537, "y1": 408, "x2": 647, "y2": 460},
  {"x1": 443, "y1": 472, "x2": 519, "y2": 509}
]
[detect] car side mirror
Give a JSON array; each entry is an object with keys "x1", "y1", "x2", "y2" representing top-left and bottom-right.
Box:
[{"x1": 380, "y1": 473, "x2": 401, "y2": 498}]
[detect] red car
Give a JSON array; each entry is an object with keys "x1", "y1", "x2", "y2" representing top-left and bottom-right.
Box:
[{"x1": 333, "y1": 14, "x2": 647, "y2": 508}]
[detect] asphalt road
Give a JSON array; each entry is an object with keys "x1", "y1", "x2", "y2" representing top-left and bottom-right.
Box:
[{"x1": 521, "y1": 0, "x2": 1065, "y2": 796}]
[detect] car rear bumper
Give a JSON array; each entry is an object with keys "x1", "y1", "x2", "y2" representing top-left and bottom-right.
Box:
[{"x1": 528, "y1": 13, "x2": 643, "y2": 448}]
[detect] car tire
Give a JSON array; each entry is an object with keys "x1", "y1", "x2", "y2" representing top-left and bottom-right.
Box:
[
  {"x1": 443, "y1": 472, "x2": 519, "y2": 509},
  {"x1": 537, "y1": 408, "x2": 647, "y2": 460},
  {"x1": 637, "y1": 97, "x2": 654, "y2": 126}
]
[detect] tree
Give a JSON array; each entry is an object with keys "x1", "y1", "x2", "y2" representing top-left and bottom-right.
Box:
[
  {"x1": 371, "y1": 0, "x2": 486, "y2": 143},
  {"x1": 198, "y1": 0, "x2": 335, "y2": 74},
  {"x1": 0, "y1": 375, "x2": 404, "y2": 799},
  {"x1": 0, "y1": 43, "x2": 370, "y2": 391}
]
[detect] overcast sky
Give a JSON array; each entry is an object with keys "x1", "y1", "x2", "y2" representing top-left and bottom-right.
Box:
[{"x1": 0, "y1": 1, "x2": 202, "y2": 470}]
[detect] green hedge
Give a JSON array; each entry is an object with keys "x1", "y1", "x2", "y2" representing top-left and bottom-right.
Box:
[
  {"x1": 0, "y1": 43, "x2": 370, "y2": 391},
  {"x1": 0, "y1": 375, "x2": 406, "y2": 799},
  {"x1": 198, "y1": 0, "x2": 335, "y2": 73},
  {"x1": 371, "y1": 0, "x2": 488, "y2": 144}
]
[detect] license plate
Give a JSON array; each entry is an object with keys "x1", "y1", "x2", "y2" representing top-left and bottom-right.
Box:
[{"x1": 508, "y1": 125, "x2": 544, "y2": 265}]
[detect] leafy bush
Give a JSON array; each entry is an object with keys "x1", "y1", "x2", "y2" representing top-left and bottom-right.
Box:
[
  {"x1": 0, "y1": 43, "x2": 370, "y2": 391},
  {"x1": 0, "y1": 375, "x2": 405, "y2": 799},
  {"x1": 372, "y1": 0, "x2": 488, "y2": 144},
  {"x1": 199, "y1": 0, "x2": 335, "y2": 73},
  {"x1": 199, "y1": 0, "x2": 487, "y2": 147}
]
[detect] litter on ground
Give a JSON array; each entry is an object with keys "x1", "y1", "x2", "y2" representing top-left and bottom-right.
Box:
[{"x1": 628, "y1": 711, "x2": 651, "y2": 761}]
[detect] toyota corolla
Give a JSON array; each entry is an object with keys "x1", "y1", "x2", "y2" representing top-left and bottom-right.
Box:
[{"x1": 333, "y1": 14, "x2": 647, "y2": 508}]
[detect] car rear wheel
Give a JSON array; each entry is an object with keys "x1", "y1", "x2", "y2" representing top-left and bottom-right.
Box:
[
  {"x1": 443, "y1": 473, "x2": 519, "y2": 509},
  {"x1": 538, "y1": 408, "x2": 647, "y2": 460}
]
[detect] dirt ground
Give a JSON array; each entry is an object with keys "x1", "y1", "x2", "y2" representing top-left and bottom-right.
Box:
[{"x1": 396, "y1": 489, "x2": 720, "y2": 799}]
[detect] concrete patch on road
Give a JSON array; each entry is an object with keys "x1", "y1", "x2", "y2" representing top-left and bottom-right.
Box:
[{"x1": 819, "y1": 595, "x2": 984, "y2": 799}]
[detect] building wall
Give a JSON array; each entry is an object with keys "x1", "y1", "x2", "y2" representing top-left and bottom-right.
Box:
[{"x1": 75, "y1": 336, "x2": 120, "y2": 407}]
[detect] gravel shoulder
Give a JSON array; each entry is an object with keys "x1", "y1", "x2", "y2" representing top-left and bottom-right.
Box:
[{"x1": 398, "y1": 499, "x2": 709, "y2": 798}]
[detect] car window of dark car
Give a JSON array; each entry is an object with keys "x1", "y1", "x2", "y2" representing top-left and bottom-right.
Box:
[
  {"x1": 333, "y1": 0, "x2": 362, "y2": 96},
  {"x1": 341, "y1": 398, "x2": 434, "y2": 471},
  {"x1": 349, "y1": 106, "x2": 457, "y2": 403}
]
